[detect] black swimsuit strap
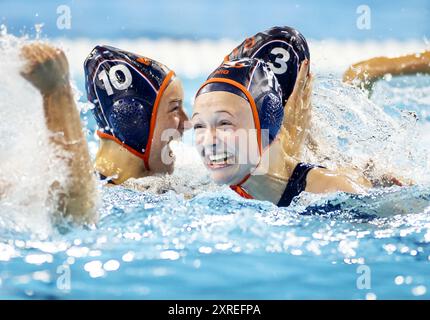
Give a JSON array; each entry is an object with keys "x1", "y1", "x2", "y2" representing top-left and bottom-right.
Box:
[
  {"x1": 97, "y1": 172, "x2": 116, "y2": 185},
  {"x1": 277, "y1": 163, "x2": 320, "y2": 207}
]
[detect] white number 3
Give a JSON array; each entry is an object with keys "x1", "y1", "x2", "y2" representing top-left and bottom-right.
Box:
[
  {"x1": 98, "y1": 64, "x2": 132, "y2": 96},
  {"x1": 267, "y1": 47, "x2": 290, "y2": 75}
]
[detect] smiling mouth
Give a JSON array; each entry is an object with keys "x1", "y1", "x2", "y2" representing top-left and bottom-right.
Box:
[{"x1": 206, "y1": 152, "x2": 235, "y2": 169}]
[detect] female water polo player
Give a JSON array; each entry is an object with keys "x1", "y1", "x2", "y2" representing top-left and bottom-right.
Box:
[
  {"x1": 192, "y1": 26, "x2": 400, "y2": 207},
  {"x1": 84, "y1": 45, "x2": 189, "y2": 185},
  {"x1": 343, "y1": 50, "x2": 430, "y2": 92}
]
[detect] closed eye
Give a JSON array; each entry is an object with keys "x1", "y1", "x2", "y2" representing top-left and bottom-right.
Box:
[
  {"x1": 193, "y1": 123, "x2": 205, "y2": 130},
  {"x1": 218, "y1": 120, "x2": 233, "y2": 127},
  {"x1": 169, "y1": 100, "x2": 182, "y2": 112}
]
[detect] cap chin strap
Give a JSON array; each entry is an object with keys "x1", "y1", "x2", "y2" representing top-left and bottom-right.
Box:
[
  {"x1": 230, "y1": 173, "x2": 253, "y2": 199},
  {"x1": 230, "y1": 184, "x2": 253, "y2": 199}
]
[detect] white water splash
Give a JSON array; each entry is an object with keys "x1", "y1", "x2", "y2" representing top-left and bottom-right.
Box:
[
  {"x1": 304, "y1": 76, "x2": 429, "y2": 184},
  {"x1": 0, "y1": 34, "x2": 69, "y2": 237},
  {"x1": 122, "y1": 139, "x2": 221, "y2": 197}
]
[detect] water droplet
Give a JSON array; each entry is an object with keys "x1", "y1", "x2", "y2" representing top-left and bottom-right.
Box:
[
  {"x1": 365, "y1": 292, "x2": 377, "y2": 300},
  {"x1": 383, "y1": 73, "x2": 393, "y2": 82},
  {"x1": 24, "y1": 253, "x2": 53, "y2": 265},
  {"x1": 34, "y1": 23, "x2": 44, "y2": 40},
  {"x1": 32, "y1": 270, "x2": 51, "y2": 283},
  {"x1": 193, "y1": 259, "x2": 201, "y2": 268},
  {"x1": 214, "y1": 243, "x2": 232, "y2": 251},
  {"x1": 160, "y1": 250, "x2": 180, "y2": 260},
  {"x1": 198, "y1": 246, "x2": 212, "y2": 254},
  {"x1": 291, "y1": 249, "x2": 303, "y2": 256},
  {"x1": 394, "y1": 276, "x2": 404, "y2": 285},
  {"x1": 84, "y1": 260, "x2": 105, "y2": 278},
  {"x1": 84, "y1": 260, "x2": 102, "y2": 272},
  {"x1": 25, "y1": 290, "x2": 34, "y2": 296},
  {"x1": 0, "y1": 24, "x2": 7, "y2": 36},
  {"x1": 89, "y1": 250, "x2": 102, "y2": 257},
  {"x1": 103, "y1": 259, "x2": 120, "y2": 271},
  {"x1": 122, "y1": 251, "x2": 135, "y2": 262},
  {"x1": 412, "y1": 285, "x2": 427, "y2": 296}
]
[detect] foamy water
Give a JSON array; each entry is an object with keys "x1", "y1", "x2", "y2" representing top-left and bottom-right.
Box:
[{"x1": 0, "y1": 34, "x2": 74, "y2": 237}]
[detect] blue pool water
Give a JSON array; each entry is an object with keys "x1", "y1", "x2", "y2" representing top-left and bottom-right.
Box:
[
  {"x1": 1, "y1": 0, "x2": 430, "y2": 300},
  {"x1": 1, "y1": 182, "x2": 430, "y2": 299}
]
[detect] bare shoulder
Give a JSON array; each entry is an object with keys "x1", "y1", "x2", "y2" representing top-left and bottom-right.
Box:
[{"x1": 305, "y1": 167, "x2": 368, "y2": 194}]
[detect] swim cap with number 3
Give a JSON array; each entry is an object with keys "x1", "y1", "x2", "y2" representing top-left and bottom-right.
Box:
[{"x1": 224, "y1": 26, "x2": 310, "y2": 105}]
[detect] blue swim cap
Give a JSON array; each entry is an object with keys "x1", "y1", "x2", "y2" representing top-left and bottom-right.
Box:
[
  {"x1": 84, "y1": 45, "x2": 175, "y2": 169},
  {"x1": 196, "y1": 57, "x2": 283, "y2": 150},
  {"x1": 225, "y1": 26, "x2": 310, "y2": 106}
]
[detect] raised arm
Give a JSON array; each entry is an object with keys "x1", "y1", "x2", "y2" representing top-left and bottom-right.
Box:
[
  {"x1": 343, "y1": 50, "x2": 430, "y2": 91},
  {"x1": 279, "y1": 60, "x2": 313, "y2": 159},
  {"x1": 20, "y1": 43, "x2": 97, "y2": 224}
]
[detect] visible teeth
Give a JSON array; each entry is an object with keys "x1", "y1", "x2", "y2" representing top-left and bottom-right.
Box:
[
  {"x1": 209, "y1": 153, "x2": 225, "y2": 161},
  {"x1": 209, "y1": 152, "x2": 233, "y2": 163}
]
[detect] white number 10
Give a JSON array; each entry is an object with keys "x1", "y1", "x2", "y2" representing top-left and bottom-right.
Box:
[{"x1": 98, "y1": 64, "x2": 132, "y2": 96}]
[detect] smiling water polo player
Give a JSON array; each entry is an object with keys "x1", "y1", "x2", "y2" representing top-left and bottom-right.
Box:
[
  {"x1": 192, "y1": 26, "x2": 373, "y2": 206},
  {"x1": 84, "y1": 45, "x2": 189, "y2": 185}
]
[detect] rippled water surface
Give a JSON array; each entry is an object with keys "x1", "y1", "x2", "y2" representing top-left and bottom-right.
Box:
[{"x1": 1, "y1": 184, "x2": 430, "y2": 299}]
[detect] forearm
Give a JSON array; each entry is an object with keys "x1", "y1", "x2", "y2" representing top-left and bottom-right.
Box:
[
  {"x1": 281, "y1": 61, "x2": 312, "y2": 159},
  {"x1": 366, "y1": 54, "x2": 430, "y2": 79},
  {"x1": 279, "y1": 126, "x2": 305, "y2": 159},
  {"x1": 43, "y1": 84, "x2": 97, "y2": 223},
  {"x1": 344, "y1": 51, "x2": 430, "y2": 84},
  {"x1": 385, "y1": 51, "x2": 430, "y2": 76}
]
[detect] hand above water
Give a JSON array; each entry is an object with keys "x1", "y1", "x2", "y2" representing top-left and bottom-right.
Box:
[
  {"x1": 280, "y1": 59, "x2": 313, "y2": 159},
  {"x1": 20, "y1": 42, "x2": 70, "y2": 95}
]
